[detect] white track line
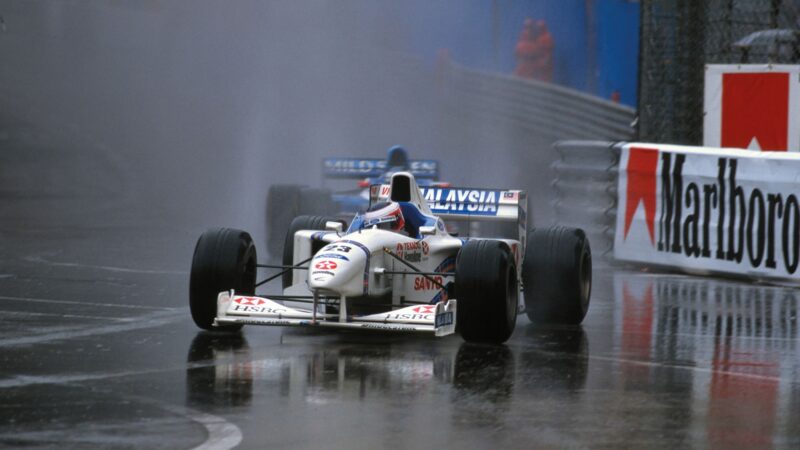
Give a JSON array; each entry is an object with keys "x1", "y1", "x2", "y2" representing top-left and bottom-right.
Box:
[
  {"x1": 0, "y1": 369, "x2": 243, "y2": 450},
  {"x1": 24, "y1": 256, "x2": 188, "y2": 275},
  {"x1": 183, "y1": 409, "x2": 243, "y2": 450},
  {"x1": 131, "y1": 394, "x2": 244, "y2": 449},
  {"x1": 0, "y1": 309, "x2": 184, "y2": 348},
  {"x1": 0, "y1": 294, "x2": 177, "y2": 311},
  {"x1": 2, "y1": 310, "x2": 134, "y2": 322},
  {"x1": 589, "y1": 353, "x2": 798, "y2": 385},
  {"x1": 0, "y1": 359, "x2": 234, "y2": 389}
]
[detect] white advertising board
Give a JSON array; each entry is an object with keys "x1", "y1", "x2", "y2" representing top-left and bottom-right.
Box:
[{"x1": 614, "y1": 143, "x2": 800, "y2": 280}]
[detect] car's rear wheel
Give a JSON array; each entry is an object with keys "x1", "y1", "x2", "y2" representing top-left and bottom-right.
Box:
[
  {"x1": 189, "y1": 228, "x2": 257, "y2": 331},
  {"x1": 267, "y1": 185, "x2": 335, "y2": 259},
  {"x1": 266, "y1": 184, "x2": 303, "y2": 259},
  {"x1": 456, "y1": 240, "x2": 518, "y2": 344},
  {"x1": 522, "y1": 227, "x2": 592, "y2": 324},
  {"x1": 299, "y1": 187, "x2": 334, "y2": 216}
]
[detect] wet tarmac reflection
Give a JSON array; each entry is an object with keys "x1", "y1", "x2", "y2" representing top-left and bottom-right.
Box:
[
  {"x1": 184, "y1": 326, "x2": 590, "y2": 439},
  {"x1": 180, "y1": 271, "x2": 799, "y2": 447},
  {"x1": 614, "y1": 272, "x2": 800, "y2": 448}
]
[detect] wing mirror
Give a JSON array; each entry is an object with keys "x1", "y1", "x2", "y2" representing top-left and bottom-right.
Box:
[
  {"x1": 419, "y1": 225, "x2": 436, "y2": 236},
  {"x1": 325, "y1": 221, "x2": 344, "y2": 232}
]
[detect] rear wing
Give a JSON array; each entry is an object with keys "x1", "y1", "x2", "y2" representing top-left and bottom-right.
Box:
[
  {"x1": 370, "y1": 184, "x2": 528, "y2": 243},
  {"x1": 322, "y1": 157, "x2": 440, "y2": 179}
]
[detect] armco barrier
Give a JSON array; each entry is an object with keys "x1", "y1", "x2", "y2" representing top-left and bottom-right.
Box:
[
  {"x1": 438, "y1": 63, "x2": 635, "y2": 230},
  {"x1": 551, "y1": 141, "x2": 621, "y2": 257},
  {"x1": 444, "y1": 64, "x2": 636, "y2": 142}
]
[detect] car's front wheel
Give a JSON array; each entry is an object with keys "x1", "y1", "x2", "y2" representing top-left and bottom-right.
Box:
[{"x1": 189, "y1": 228, "x2": 257, "y2": 331}]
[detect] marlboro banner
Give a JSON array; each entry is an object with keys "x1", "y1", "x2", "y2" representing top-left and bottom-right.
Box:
[
  {"x1": 704, "y1": 64, "x2": 800, "y2": 152},
  {"x1": 615, "y1": 143, "x2": 800, "y2": 280}
]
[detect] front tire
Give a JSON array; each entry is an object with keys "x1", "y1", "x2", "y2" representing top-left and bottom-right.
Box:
[
  {"x1": 189, "y1": 228, "x2": 257, "y2": 331},
  {"x1": 456, "y1": 240, "x2": 518, "y2": 344},
  {"x1": 522, "y1": 227, "x2": 592, "y2": 324}
]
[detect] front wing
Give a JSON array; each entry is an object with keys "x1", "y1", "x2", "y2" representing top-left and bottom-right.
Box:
[{"x1": 213, "y1": 291, "x2": 457, "y2": 337}]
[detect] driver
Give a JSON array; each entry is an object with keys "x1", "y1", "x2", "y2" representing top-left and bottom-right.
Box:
[
  {"x1": 362, "y1": 201, "x2": 406, "y2": 234},
  {"x1": 386, "y1": 146, "x2": 409, "y2": 170}
]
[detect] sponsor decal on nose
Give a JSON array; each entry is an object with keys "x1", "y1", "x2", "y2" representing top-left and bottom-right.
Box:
[{"x1": 314, "y1": 260, "x2": 338, "y2": 270}]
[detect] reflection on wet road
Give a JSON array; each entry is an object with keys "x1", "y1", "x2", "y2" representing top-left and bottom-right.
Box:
[
  {"x1": 172, "y1": 270, "x2": 799, "y2": 448},
  {"x1": 180, "y1": 326, "x2": 591, "y2": 448},
  {"x1": 613, "y1": 273, "x2": 800, "y2": 448}
]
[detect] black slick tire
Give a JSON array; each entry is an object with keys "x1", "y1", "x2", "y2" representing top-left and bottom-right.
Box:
[
  {"x1": 522, "y1": 227, "x2": 592, "y2": 324},
  {"x1": 266, "y1": 184, "x2": 303, "y2": 259},
  {"x1": 189, "y1": 228, "x2": 257, "y2": 331},
  {"x1": 455, "y1": 240, "x2": 518, "y2": 344},
  {"x1": 266, "y1": 185, "x2": 335, "y2": 259},
  {"x1": 299, "y1": 187, "x2": 334, "y2": 216}
]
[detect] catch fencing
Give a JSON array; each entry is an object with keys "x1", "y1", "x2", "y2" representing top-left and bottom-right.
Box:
[{"x1": 639, "y1": 0, "x2": 800, "y2": 145}]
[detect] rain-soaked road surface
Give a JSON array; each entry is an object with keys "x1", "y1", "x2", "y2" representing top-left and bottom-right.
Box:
[{"x1": 2, "y1": 115, "x2": 800, "y2": 449}]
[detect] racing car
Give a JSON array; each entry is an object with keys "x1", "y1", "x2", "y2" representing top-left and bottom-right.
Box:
[
  {"x1": 191, "y1": 171, "x2": 591, "y2": 344},
  {"x1": 265, "y1": 146, "x2": 449, "y2": 258}
]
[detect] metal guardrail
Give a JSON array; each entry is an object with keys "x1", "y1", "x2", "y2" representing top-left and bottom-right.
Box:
[
  {"x1": 444, "y1": 64, "x2": 637, "y2": 142},
  {"x1": 439, "y1": 63, "x2": 636, "y2": 241},
  {"x1": 551, "y1": 141, "x2": 622, "y2": 257}
]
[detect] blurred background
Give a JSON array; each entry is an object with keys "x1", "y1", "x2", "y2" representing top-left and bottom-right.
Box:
[
  {"x1": 0, "y1": 0, "x2": 640, "y2": 252},
  {"x1": 1, "y1": 0, "x2": 798, "y2": 257}
]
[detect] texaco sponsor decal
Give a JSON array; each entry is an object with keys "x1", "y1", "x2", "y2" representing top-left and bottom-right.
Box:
[
  {"x1": 396, "y1": 241, "x2": 427, "y2": 262},
  {"x1": 314, "y1": 260, "x2": 338, "y2": 270}
]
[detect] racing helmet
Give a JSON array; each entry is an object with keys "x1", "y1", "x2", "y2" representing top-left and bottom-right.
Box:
[
  {"x1": 362, "y1": 201, "x2": 406, "y2": 233},
  {"x1": 386, "y1": 146, "x2": 409, "y2": 169}
]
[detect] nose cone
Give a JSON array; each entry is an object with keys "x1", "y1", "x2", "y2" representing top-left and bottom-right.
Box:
[{"x1": 308, "y1": 245, "x2": 365, "y2": 296}]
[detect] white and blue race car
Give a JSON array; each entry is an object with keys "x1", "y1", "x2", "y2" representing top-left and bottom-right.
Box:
[
  {"x1": 265, "y1": 146, "x2": 450, "y2": 258},
  {"x1": 193, "y1": 171, "x2": 591, "y2": 344}
]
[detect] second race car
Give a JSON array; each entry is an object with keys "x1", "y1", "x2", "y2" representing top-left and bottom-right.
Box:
[{"x1": 265, "y1": 146, "x2": 450, "y2": 258}]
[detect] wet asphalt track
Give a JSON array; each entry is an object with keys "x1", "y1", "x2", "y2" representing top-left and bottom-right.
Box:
[{"x1": 2, "y1": 113, "x2": 800, "y2": 449}]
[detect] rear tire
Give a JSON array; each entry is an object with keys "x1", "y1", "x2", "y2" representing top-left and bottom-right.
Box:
[
  {"x1": 189, "y1": 228, "x2": 257, "y2": 331},
  {"x1": 456, "y1": 240, "x2": 518, "y2": 344},
  {"x1": 299, "y1": 187, "x2": 334, "y2": 216},
  {"x1": 281, "y1": 215, "x2": 339, "y2": 289},
  {"x1": 266, "y1": 184, "x2": 303, "y2": 258},
  {"x1": 266, "y1": 185, "x2": 334, "y2": 259},
  {"x1": 522, "y1": 227, "x2": 592, "y2": 324}
]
